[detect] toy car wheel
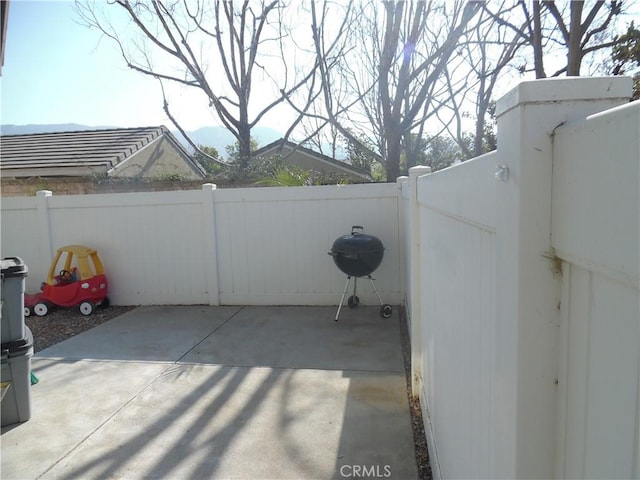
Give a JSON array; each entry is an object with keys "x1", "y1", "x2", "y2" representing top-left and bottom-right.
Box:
[
  {"x1": 79, "y1": 301, "x2": 94, "y2": 316},
  {"x1": 34, "y1": 302, "x2": 49, "y2": 317},
  {"x1": 98, "y1": 297, "x2": 110, "y2": 309},
  {"x1": 24, "y1": 306, "x2": 32, "y2": 317}
]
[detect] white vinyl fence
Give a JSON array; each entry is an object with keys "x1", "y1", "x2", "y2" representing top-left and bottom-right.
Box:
[
  {"x1": 401, "y1": 152, "x2": 498, "y2": 478},
  {"x1": 1, "y1": 183, "x2": 403, "y2": 307},
  {"x1": 552, "y1": 99, "x2": 639, "y2": 479},
  {"x1": 403, "y1": 77, "x2": 639, "y2": 479}
]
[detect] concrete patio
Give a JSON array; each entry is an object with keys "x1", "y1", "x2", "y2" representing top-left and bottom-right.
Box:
[{"x1": 1, "y1": 305, "x2": 418, "y2": 479}]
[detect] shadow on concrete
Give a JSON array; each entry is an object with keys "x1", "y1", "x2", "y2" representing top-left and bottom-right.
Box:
[
  {"x1": 2, "y1": 305, "x2": 418, "y2": 479},
  {"x1": 50, "y1": 366, "x2": 298, "y2": 479}
]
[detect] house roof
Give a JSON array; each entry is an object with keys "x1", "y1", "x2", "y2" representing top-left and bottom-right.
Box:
[
  {"x1": 253, "y1": 139, "x2": 372, "y2": 181},
  {"x1": 0, "y1": 126, "x2": 206, "y2": 178}
]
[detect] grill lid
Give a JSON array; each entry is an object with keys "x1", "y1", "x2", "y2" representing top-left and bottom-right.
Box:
[{"x1": 330, "y1": 226, "x2": 384, "y2": 256}]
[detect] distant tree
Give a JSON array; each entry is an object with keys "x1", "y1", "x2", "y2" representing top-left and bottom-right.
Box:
[
  {"x1": 459, "y1": 102, "x2": 497, "y2": 159},
  {"x1": 207, "y1": 137, "x2": 260, "y2": 183},
  {"x1": 253, "y1": 157, "x2": 311, "y2": 186},
  {"x1": 193, "y1": 145, "x2": 223, "y2": 176},
  {"x1": 217, "y1": 154, "x2": 352, "y2": 187},
  {"x1": 344, "y1": 132, "x2": 378, "y2": 174},
  {"x1": 401, "y1": 133, "x2": 428, "y2": 172},
  {"x1": 482, "y1": 103, "x2": 498, "y2": 152},
  {"x1": 225, "y1": 137, "x2": 259, "y2": 164},
  {"x1": 423, "y1": 135, "x2": 463, "y2": 172},
  {"x1": 611, "y1": 21, "x2": 640, "y2": 99}
]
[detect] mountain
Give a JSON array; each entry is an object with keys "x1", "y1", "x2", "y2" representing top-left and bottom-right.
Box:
[{"x1": 1, "y1": 124, "x2": 284, "y2": 160}]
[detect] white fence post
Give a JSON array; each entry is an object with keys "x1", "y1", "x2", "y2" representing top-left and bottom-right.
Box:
[
  {"x1": 396, "y1": 175, "x2": 409, "y2": 310},
  {"x1": 36, "y1": 190, "x2": 54, "y2": 264},
  {"x1": 493, "y1": 77, "x2": 632, "y2": 478},
  {"x1": 202, "y1": 183, "x2": 220, "y2": 306},
  {"x1": 408, "y1": 166, "x2": 431, "y2": 398}
]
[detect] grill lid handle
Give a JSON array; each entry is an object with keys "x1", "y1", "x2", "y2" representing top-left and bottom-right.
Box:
[{"x1": 351, "y1": 225, "x2": 364, "y2": 235}]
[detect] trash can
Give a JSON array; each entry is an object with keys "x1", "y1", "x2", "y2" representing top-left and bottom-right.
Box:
[
  {"x1": 1, "y1": 257, "x2": 28, "y2": 344},
  {"x1": 1, "y1": 326, "x2": 34, "y2": 427}
]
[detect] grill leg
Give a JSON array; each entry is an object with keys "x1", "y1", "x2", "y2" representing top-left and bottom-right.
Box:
[
  {"x1": 368, "y1": 275, "x2": 384, "y2": 306},
  {"x1": 335, "y1": 276, "x2": 351, "y2": 321}
]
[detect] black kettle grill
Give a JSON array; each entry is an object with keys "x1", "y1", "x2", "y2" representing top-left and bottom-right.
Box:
[{"x1": 329, "y1": 225, "x2": 392, "y2": 321}]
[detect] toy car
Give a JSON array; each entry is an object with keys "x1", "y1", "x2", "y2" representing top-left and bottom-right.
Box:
[{"x1": 24, "y1": 245, "x2": 109, "y2": 317}]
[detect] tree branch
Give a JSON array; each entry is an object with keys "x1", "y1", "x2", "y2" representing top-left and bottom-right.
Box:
[
  {"x1": 543, "y1": 1, "x2": 570, "y2": 43},
  {"x1": 158, "y1": 81, "x2": 227, "y2": 168}
]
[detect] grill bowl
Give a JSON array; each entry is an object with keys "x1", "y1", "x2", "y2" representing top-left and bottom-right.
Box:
[{"x1": 330, "y1": 226, "x2": 384, "y2": 277}]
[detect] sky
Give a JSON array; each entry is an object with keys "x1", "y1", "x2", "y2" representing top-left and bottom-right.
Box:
[
  {"x1": 0, "y1": 0, "x2": 225, "y2": 130},
  {"x1": 2, "y1": 1, "x2": 636, "y2": 135}
]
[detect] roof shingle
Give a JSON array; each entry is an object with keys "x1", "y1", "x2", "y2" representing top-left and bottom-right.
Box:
[{"x1": 0, "y1": 126, "x2": 196, "y2": 176}]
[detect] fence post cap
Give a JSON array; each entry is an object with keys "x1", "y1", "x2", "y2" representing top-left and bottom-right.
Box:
[
  {"x1": 496, "y1": 76, "x2": 632, "y2": 118},
  {"x1": 409, "y1": 166, "x2": 432, "y2": 177}
]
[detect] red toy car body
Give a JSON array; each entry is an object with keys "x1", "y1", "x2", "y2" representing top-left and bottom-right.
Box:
[{"x1": 24, "y1": 245, "x2": 109, "y2": 317}]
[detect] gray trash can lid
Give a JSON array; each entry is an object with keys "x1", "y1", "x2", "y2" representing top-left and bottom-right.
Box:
[
  {"x1": 1, "y1": 257, "x2": 28, "y2": 279},
  {"x1": 1, "y1": 327, "x2": 33, "y2": 358}
]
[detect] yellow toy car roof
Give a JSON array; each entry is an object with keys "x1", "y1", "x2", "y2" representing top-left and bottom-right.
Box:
[
  {"x1": 46, "y1": 244, "x2": 105, "y2": 284},
  {"x1": 56, "y1": 245, "x2": 97, "y2": 257}
]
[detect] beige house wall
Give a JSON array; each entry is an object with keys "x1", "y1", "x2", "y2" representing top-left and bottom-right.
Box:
[
  {"x1": 278, "y1": 151, "x2": 345, "y2": 176},
  {"x1": 110, "y1": 136, "x2": 202, "y2": 180},
  {"x1": 258, "y1": 146, "x2": 369, "y2": 181}
]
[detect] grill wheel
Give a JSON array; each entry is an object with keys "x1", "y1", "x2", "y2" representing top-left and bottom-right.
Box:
[{"x1": 348, "y1": 295, "x2": 360, "y2": 308}]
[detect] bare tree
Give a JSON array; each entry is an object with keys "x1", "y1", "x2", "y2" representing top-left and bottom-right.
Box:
[
  {"x1": 435, "y1": 1, "x2": 632, "y2": 164},
  {"x1": 304, "y1": 2, "x2": 382, "y2": 162},
  {"x1": 309, "y1": 0, "x2": 481, "y2": 181},
  {"x1": 76, "y1": 0, "x2": 317, "y2": 170},
  {"x1": 439, "y1": 3, "x2": 525, "y2": 158},
  {"x1": 298, "y1": 104, "x2": 342, "y2": 159},
  {"x1": 485, "y1": 1, "x2": 627, "y2": 78},
  {"x1": 546, "y1": 0, "x2": 624, "y2": 76}
]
